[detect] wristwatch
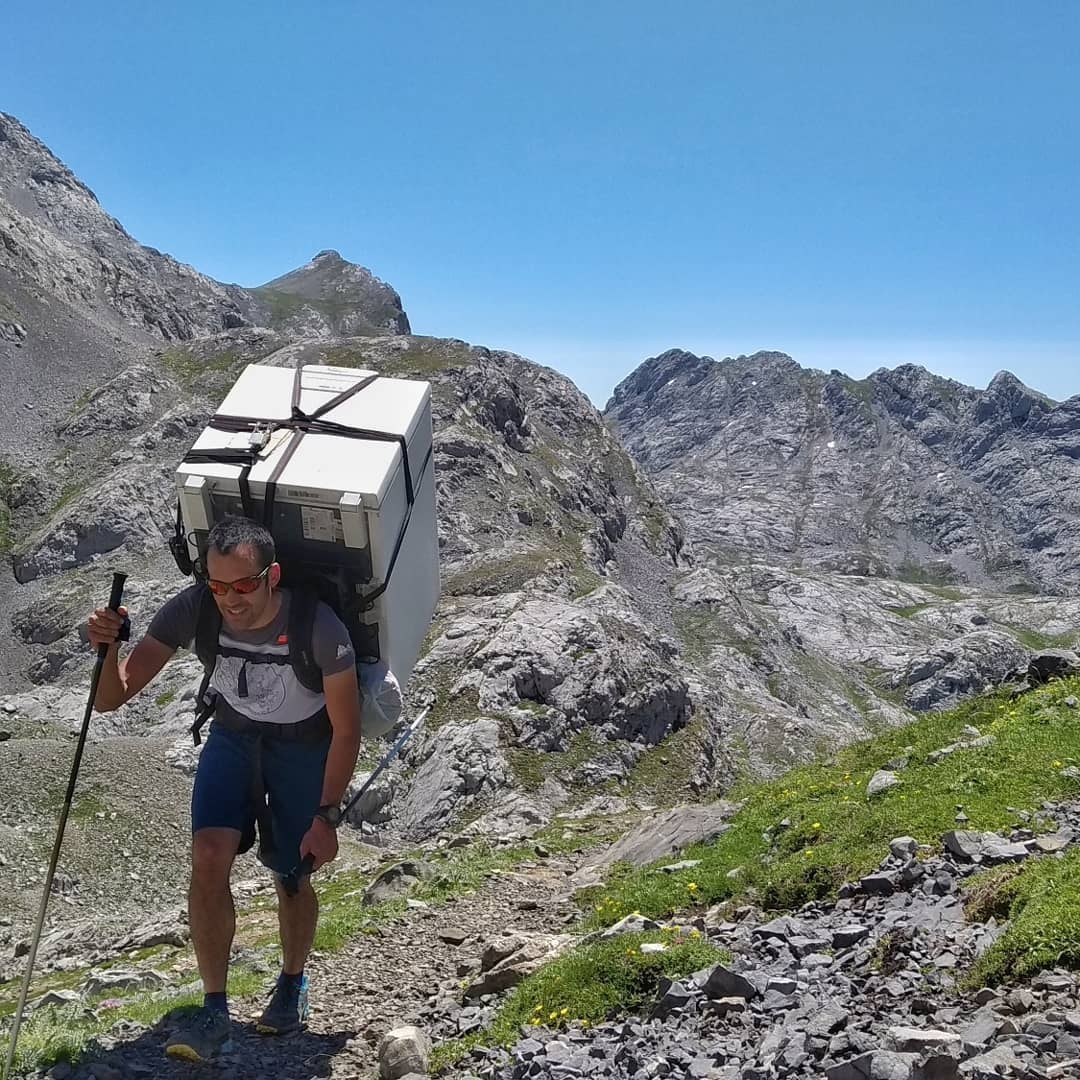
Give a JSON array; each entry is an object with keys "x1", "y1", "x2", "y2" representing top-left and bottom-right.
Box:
[{"x1": 315, "y1": 804, "x2": 343, "y2": 828}]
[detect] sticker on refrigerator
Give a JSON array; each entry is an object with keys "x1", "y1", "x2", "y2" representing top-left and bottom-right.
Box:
[{"x1": 301, "y1": 505, "x2": 337, "y2": 542}]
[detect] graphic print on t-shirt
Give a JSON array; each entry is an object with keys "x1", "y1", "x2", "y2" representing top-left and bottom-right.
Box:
[{"x1": 213, "y1": 654, "x2": 289, "y2": 718}]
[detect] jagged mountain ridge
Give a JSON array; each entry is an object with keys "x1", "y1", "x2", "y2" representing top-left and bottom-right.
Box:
[
  {"x1": 0, "y1": 112, "x2": 407, "y2": 457},
  {"x1": 605, "y1": 349, "x2": 1080, "y2": 593}
]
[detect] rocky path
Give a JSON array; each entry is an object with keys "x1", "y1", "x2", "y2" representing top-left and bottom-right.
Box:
[{"x1": 47, "y1": 854, "x2": 582, "y2": 1080}]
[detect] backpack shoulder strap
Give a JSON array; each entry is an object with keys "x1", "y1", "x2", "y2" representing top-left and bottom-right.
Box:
[
  {"x1": 287, "y1": 588, "x2": 323, "y2": 694},
  {"x1": 190, "y1": 586, "x2": 221, "y2": 746},
  {"x1": 193, "y1": 585, "x2": 221, "y2": 672}
]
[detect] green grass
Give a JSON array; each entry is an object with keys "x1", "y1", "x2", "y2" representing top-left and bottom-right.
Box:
[
  {"x1": 70, "y1": 787, "x2": 111, "y2": 823},
  {"x1": 614, "y1": 717, "x2": 707, "y2": 803},
  {"x1": 324, "y1": 339, "x2": 469, "y2": 377},
  {"x1": 314, "y1": 825, "x2": 622, "y2": 951},
  {"x1": 442, "y1": 548, "x2": 568, "y2": 597},
  {"x1": 254, "y1": 291, "x2": 401, "y2": 337},
  {"x1": 0, "y1": 460, "x2": 20, "y2": 554},
  {"x1": 963, "y1": 850, "x2": 1080, "y2": 987},
  {"x1": 50, "y1": 481, "x2": 85, "y2": 517},
  {"x1": 430, "y1": 931, "x2": 726, "y2": 1071},
  {"x1": 844, "y1": 377, "x2": 876, "y2": 407},
  {"x1": 575, "y1": 675, "x2": 1080, "y2": 922},
  {"x1": 0, "y1": 967, "x2": 264, "y2": 1077},
  {"x1": 506, "y1": 728, "x2": 601, "y2": 793},
  {"x1": 890, "y1": 603, "x2": 933, "y2": 619},
  {"x1": 158, "y1": 347, "x2": 244, "y2": 391},
  {"x1": 154, "y1": 690, "x2": 176, "y2": 708},
  {"x1": 896, "y1": 560, "x2": 961, "y2": 587},
  {"x1": 1002, "y1": 626, "x2": 1077, "y2": 652}
]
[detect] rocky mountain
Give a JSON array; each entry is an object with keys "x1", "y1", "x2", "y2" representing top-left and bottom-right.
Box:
[
  {"x1": 605, "y1": 349, "x2": 1080, "y2": 594},
  {"x1": 1, "y1": 113, "x2": 1079, "y2": 1043},
  {"x1": 0, "y1": 112, "x2": 407, "y2": 458},
  {"x1": 247, "y1": 249, "x2": 410, "y2": 337}
]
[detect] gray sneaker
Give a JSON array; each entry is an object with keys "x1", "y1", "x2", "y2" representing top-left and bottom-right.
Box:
[
  {"x1": 256, "y1": 975, "x2": 310, "y2": 1035},
  {"x1": 164, "y1": 1005, "x2": 233, "y2": 1062}
]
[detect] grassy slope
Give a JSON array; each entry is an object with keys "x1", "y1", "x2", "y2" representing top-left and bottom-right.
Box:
[{"x1": 578, "y1": 675, "x2": 1080, "y2": 983}]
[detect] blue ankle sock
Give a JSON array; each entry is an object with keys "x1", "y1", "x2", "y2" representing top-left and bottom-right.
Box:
[
  {"x1": 280, "y1": 970, "x2": 304, "y2": 989},
  {"x1": 204, "y1": 991, "x2": 228, "y2": 1014}
]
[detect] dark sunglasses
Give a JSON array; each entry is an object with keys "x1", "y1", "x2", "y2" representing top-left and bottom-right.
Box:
[{"x1": 206, "y1": 564, "x2": 272, "y2": 596}]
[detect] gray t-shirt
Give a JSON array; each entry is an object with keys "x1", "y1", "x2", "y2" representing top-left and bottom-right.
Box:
[{"x1": 148, "y1": 585, "x2": 355, "y2": 727}]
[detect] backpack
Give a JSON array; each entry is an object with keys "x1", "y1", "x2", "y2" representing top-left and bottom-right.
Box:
[{"x1": 168, "y1": 362, "x2": 421, "y2": 743}]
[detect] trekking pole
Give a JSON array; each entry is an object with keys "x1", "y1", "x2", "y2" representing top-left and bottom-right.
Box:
[
  {"x1": 282, "y1": 705, "x2": 429, "y2": 896},
  {"x1": 2, "y1": 572, "x2": 127, "y2": 1080}
]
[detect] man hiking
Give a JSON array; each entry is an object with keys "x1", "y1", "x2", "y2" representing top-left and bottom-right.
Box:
[{"x1": 86, "y1": 515, "x2": 363, "y2": 1063}]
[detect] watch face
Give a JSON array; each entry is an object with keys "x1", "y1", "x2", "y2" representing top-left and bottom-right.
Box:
[{"x1": 320, "y1": 806, "x2": 342, "y2": 826}]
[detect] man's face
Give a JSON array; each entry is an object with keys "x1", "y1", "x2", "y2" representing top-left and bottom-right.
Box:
[{"x1": 205, "y1": 545, "x2": 279, "y2": 631}]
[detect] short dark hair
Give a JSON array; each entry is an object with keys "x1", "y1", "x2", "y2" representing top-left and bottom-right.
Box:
[{"x1": 206, "y1": 516, "x2": 275, "y2": 568}]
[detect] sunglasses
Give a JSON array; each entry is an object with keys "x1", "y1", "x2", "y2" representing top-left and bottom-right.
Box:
[{"x1": 205, "y1": 564, "x2": 272, "y2": 596}]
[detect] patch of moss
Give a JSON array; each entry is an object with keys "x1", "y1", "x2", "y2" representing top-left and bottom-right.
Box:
[
  {"x1": 890, "y1": 603, "x2": 932, "y2": 619},
  {"x1": 895, "y1": 560, "x2": 961, "y2": 587},
  {"x1": 1001, "y1": 625, "x2": 1077, "y2": 651},
  {"x1": 158, "y1": 347, "x2": 245, "y2": 392},
  {"x1": 0, "y1": 459, "x2": 18, "y2": 553},
  {"x1": 325, "y1": 339, "x2": 470, "y2": 378}
]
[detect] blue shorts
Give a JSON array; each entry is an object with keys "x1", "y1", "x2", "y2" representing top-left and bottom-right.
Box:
[{"x1": 192, "y1": 723, "x2": 330, "y2": 878}]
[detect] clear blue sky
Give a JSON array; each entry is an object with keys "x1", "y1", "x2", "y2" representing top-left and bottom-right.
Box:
[{"x1": 3, "y1": 2, "x2": 1078, "y2": 406}]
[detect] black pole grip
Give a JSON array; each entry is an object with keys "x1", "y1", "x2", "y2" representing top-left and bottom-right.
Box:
[
  {"x1": 107, "y1": 571, "x2": 127, "y2": 613},
  {"x1": 98, "y1": 572, "x2": 128, "y2": 660}
]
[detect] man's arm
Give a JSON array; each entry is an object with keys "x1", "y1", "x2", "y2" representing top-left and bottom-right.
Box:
[
  {"x1": 318, "y1": 666, "x2": 363, "y2": 806},
  {"x1": 300, "y1": 665, "x2": 362, "y2": 870},
  {"x1": 87, "y1": 606, "x2": 177, "y2": 712}
]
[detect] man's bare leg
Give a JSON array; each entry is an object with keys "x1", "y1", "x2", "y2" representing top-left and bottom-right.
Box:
[
  {"x1": 189, "y1": 828, "x2": 242, "y2": 993},
  {"x1": 275, "y1": 876, "x2": 318, "y2": 975}
]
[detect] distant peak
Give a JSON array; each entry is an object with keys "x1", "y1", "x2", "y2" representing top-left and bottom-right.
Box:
[{"x1": 312, "y1": 249, "x2": 343, "y2": 262}]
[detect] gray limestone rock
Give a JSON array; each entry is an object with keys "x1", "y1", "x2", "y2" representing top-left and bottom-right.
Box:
[
  {"x1": 868, "y1": 770, "x2": 901, "y2": 797},
  {"x1": 569, "y1": 804, "x2": 738, "y2": 887},
  {"x1": 378, "y1": 1025, "x2": 432, "y2": 1080},
  {"x1": 397, "y1": 718, "x2": 513, "y2": 839}
]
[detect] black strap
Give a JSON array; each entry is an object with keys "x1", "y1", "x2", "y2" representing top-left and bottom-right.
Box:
[
  {"x1": 194, "y1": 586, "x2": 221, "y2": 671},
  {"x1": 210, "y1": 708, "x2": 332, "y2": 743},
  {"x1": 190, "y1": 586, "x2": 222, "y2": 746},
  {"x1": 261, "y1": 428, "x2": 305, "y2": 530},
  {"x1": 190, "y1": 674, "x2": 215, "y2": 746},
  {"x1": 205, "y1": 412, "x2": 415, "y2": 507},
  {"x1": 180, "y1": 448, "x2": 258, "y2": 520},
  {"x1": 360, "y1": 437, "x2": 434, "y2": 610},
  {"x1": 287, "y1": 587, "x2": 322, "y2": 693},
  {"x1": 249, "y1": 736, "x2": 276, "y2": 862}
]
